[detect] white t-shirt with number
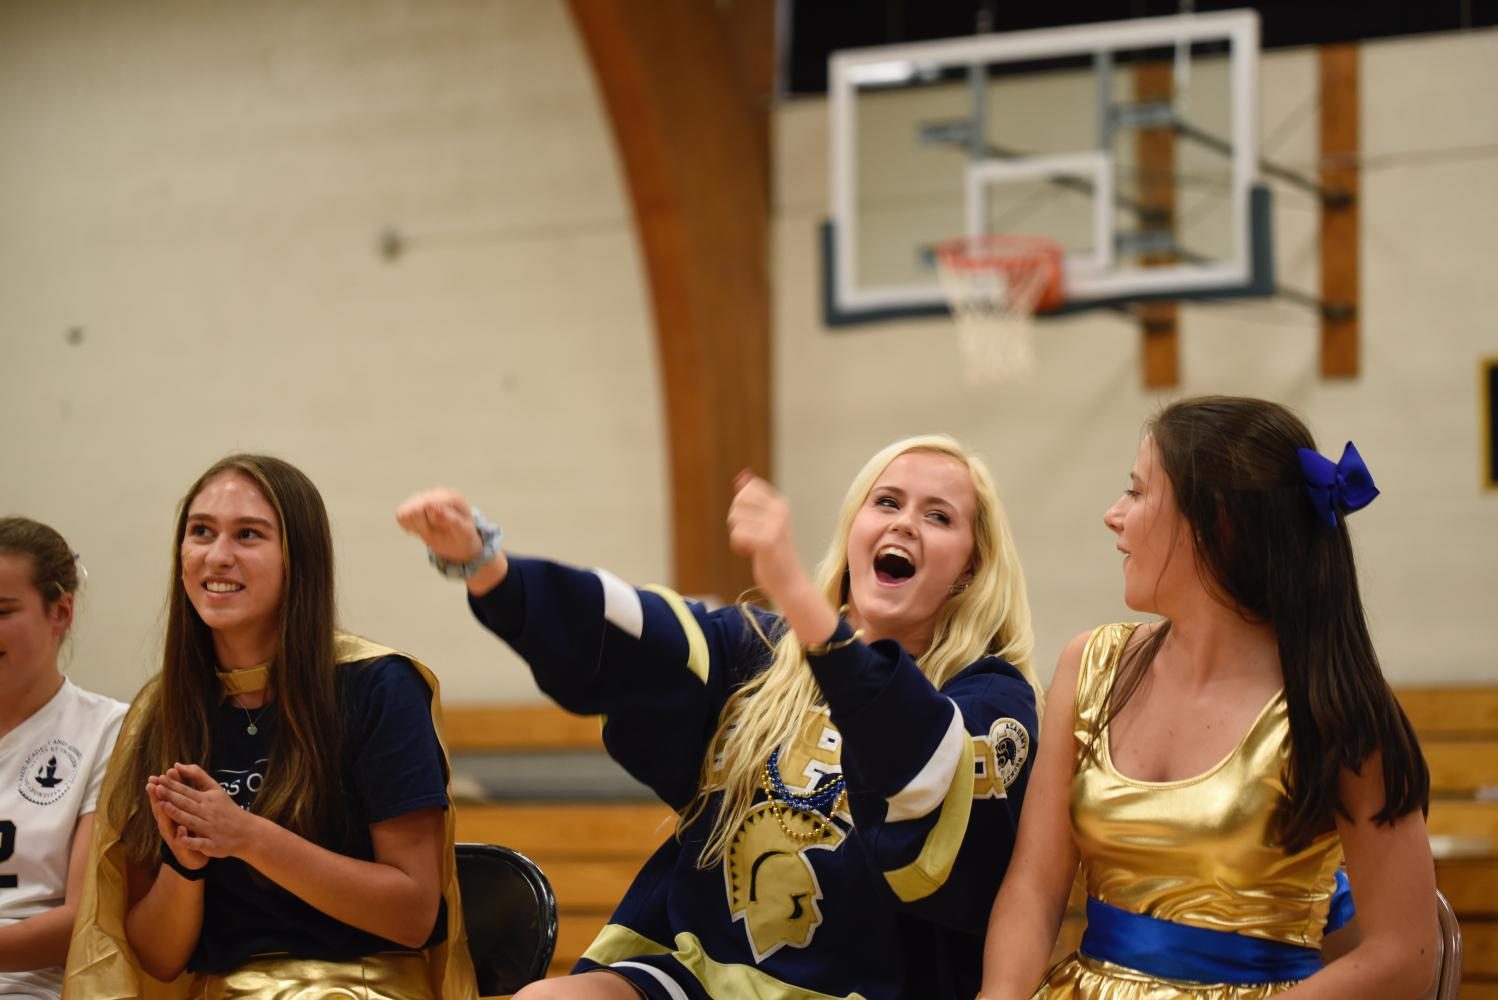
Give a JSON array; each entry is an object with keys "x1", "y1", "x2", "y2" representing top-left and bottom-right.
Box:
[{"x1": 0, "y1": 679, "x2": 126, "y2": 999}]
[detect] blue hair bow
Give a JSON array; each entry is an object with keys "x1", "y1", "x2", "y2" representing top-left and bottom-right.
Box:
[{"x1": 1296, "y1": 442, "x2": 1378, "y2": 528}]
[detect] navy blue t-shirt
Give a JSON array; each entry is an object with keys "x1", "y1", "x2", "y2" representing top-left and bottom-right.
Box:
[{"x1": 187, "y1": 655, "x2": 450, "y2": 972}]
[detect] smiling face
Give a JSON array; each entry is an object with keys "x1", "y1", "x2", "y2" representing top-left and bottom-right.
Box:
[
  {"x1": 1103, "y1": 435, "x2": 1196, "y2": 614},
  {"x1": 180, "y1": 470, "x2": 285, "y2": 663},
  {"x1": 0, "y1": 553, "x2": 72, "y2": 689},
  {"x1": 844, "y1": 450, "x2": 977, "y2": 655}
]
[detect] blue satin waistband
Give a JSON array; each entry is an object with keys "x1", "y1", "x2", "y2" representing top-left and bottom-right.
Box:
[{"x1": 1080, "y1": 897, "x2": 1323, "y2": 986}]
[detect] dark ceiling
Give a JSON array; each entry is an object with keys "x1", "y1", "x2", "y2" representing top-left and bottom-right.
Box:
[{"x1": 782, "y1": 1, "x2": 1498, "y2": 95}]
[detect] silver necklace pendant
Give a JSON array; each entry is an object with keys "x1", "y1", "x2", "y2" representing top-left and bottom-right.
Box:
[{"x1": 240, "y1": 701, "x2": 266, "y2": 736}]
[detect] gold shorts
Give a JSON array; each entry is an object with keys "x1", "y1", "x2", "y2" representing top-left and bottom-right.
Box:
[{"x1": 187, "y1": 952, "x2": 435, "y2": 1000}]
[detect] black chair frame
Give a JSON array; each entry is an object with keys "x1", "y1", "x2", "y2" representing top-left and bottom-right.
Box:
[{"x1": 456, "y1": 842, "x2": 560, "y2": 995}]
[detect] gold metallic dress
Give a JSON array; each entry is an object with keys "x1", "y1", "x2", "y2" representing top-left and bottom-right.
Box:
[
  {"x1": 1035, "y1": 624, "x2": 1344, "y2": 999},
  {"x1": 186, "y1": 953, "x2": 433, "y2": 1000}
]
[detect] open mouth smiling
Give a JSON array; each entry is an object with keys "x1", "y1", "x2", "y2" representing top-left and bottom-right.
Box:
[{"x1": 873, "y1": 546, "x2": 917, "y2": 585}]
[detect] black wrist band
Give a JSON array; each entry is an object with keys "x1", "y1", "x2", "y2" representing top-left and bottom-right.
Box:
[{"x1": 159, "y1": 840, "x2": 209, "y2": 881}]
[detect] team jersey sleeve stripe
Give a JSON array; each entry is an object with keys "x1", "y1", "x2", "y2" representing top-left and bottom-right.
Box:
[
  {"x1": 641, "y1": 585, "x2": 710, "y2": 685},
  {"x1": 880, "y1": 731, "x2": 977, "y2": 902},
  {"x1": 882, "y1": 699, "x2": 966, "y2": 823},
  {"x1": 594, "y1": 567, "x2": 645, "y2": 638},
  {"x1": 582, "y1": 923, "x2": 674, "y2": 966}
]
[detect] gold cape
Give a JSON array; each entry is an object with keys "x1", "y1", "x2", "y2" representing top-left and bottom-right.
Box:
[{"x1": 62, "y1": 634, "x2": 478, "y2": 1000}]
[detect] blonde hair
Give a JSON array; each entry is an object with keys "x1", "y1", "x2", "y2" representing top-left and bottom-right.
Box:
[{"x1": 685, "y1": 435, "x2": 1039, "y2": 866}]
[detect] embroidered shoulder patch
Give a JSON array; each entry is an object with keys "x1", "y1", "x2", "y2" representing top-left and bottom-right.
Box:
[
  {"x1": 989, "y1": 717, "x2": 1030, "y2": 789},
  {"x1": 972, "y1": 717, "x2": 1031, "y2": 798}
]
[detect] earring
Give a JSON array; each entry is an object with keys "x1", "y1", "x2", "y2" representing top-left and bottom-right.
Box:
[{"x1": 950, "y1": 582, "x2": 969, "y2": 596}]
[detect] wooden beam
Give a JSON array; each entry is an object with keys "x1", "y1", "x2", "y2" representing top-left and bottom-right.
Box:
[
  {"x1": 1320, "y1": 43, "x2": 1360, "y2": 377},
  {"x1": 536, "y1": 858, "x2": 644, "y2": 910},
  {"x1": 1397, "y1": 687, "x2": 1498, "y2": 735},
  {"x1": 566, "y1": 0, "x2": 773, "y2": 601},
  {"x1": 1425, "y1": 740, "x2": 1498, "y2": 795},
  {"x1": 456, "y1": 802, "x2": 677, "y2": 859},
  {"x1": 1428, "y1": 800, "x2": 1498, "y2": 840},
  {"x1": 1140, "y1": 304, "x2": 1179, "y2": 389},
  {"x1": 1437, "y1": 857, "x2": 1498, "y2": 916},
  {"x1": 443, "y1": 704, "x2": 603, "y2": 751},
  {"x1": 1467, "y1": 921, "x2": 1498, "y2": 979},
  {"x1": 1135, "y1": 61, "x2": 1179, "y2": 389}
]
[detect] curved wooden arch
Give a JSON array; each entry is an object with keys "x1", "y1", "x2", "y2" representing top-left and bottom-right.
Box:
[{"x1": 568, "y1": 0, "x2": 773, "y2": 601}]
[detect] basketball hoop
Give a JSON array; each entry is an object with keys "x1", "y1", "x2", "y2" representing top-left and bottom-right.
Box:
[{"x1": 934, "y1": 234, "x2": 1064, "y2": 385}]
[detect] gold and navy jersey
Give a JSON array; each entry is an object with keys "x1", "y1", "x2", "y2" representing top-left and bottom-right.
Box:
[{"x1": 468, "y1": 557, "x2": 1038, "y2": 1000}]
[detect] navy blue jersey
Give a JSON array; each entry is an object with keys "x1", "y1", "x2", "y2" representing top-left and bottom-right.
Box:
[
  {"x1": 470, "y1": 558, "x2": 1038, "y2": 1000},
  {"x1": 187, "y1": 655, "x2": 450, "y2": 973}
]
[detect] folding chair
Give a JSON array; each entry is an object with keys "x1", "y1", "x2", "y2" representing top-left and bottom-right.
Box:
[
  {"x1": 1429, "y1": 888, "x2": 1462, "y2": 1000},
  {"x1": 456, "y1": 842, "x2": 560, "y2": 996}
]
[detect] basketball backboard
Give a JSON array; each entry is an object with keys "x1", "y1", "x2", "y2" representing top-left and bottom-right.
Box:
[{"x1": 825, "y1": 9, "x2": 1274, "y2": 323}]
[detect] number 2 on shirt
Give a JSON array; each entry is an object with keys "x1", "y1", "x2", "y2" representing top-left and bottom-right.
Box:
[{"x1": 0, "y1": 820, "x2": 16, "y2": 889}]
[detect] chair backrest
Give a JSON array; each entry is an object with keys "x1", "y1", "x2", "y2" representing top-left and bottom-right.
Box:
[
  {"x1": 1431, "y1": 888, "x2": 1462, "y2": 1000},
  {"x1": 455, "y1": 842, "x2": 560, "y2": 995}
]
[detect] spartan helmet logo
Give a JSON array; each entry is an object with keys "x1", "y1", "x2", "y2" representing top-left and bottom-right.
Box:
[{"x1": 724, "y1": 802, "x2": 845, "y2": 962}]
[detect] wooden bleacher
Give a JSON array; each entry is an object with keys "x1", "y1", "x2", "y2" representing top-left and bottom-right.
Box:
[
  {"x1": 1402, "y1": 687, "x2": 1498, "y2": 999},
  {"x1": 445, "y1": 686, "x2": 1498, "y2": 995}
]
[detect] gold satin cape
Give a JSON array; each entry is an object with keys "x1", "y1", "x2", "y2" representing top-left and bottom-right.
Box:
[{"x1": 61, "y1": 634, "x2": 478, "y2": 1000}]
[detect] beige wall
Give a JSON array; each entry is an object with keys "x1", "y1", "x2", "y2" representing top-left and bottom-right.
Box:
[
  {"x1": 0, "y1": 0, "x2": 669, "y2": 703},
  {"x1": 2, "y1": 6, "x2": 1493, "y2": 704},
  {"x1": 776, "y1": 31, "x2": 1498, "y2": 685}
]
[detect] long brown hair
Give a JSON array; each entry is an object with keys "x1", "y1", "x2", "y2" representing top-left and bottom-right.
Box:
[
  {"x1": 1087, "y1": 397, "x2": 1427, "y2": 852},
  {"x1": 107, "y1": 454, "x2": 353, "y2": 866}
]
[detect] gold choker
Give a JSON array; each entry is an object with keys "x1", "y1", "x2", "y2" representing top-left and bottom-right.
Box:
[{"x1": 217, "y1": 664, "x2": 270, "y2": 699}]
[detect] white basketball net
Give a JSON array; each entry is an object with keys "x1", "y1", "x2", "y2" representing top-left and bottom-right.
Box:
[{"x1": 935, "y1": 236, "x2": 1060, "y2": 386}]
